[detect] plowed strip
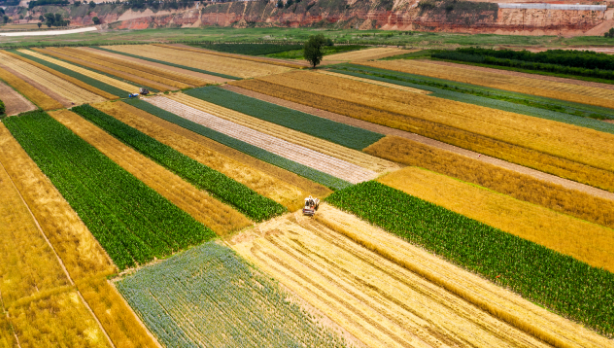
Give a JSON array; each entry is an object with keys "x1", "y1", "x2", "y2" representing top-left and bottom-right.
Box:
[
  {"x1": 361, "y1": 59, "x2": 614, "y2": 109},
  {"x1": 0, "y1": 80, "x2": 35, "y2": 116},
  {"x1": 49, "y1": 109, "x2": 251, "y2": 235},
  {"x1": 22, "y1": 49, "x2": 136, "y2": 92},
  {"x1": 167, "y1": 93, "x2": 399, "y2": 175},
  {"x1": 145, "y1": 96, "x2": 378, "y2": 184},
  {"x1": 229, "y1": 208, "x2": 607, "y2": 348},
  {"x1": 92, "y1": 101, "x2": 311, "y2": 212}
]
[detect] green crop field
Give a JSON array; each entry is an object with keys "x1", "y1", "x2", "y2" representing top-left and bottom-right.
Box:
[
  {"x1": 116, "y1": 241, "x2": 347, "y2": 347},
  {"x1": 3, "y1": 111, "x2": 216, "y2": 269}
]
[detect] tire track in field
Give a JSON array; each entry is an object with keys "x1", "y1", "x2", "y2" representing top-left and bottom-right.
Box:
[
  {"x1": 224, "y1": 85, "x2": 614, "y2": 202},
  {"x1": 144, "y1": 96, "x2": 378, "y2": 184}
]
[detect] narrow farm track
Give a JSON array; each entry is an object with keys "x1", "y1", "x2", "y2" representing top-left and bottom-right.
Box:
[
  {"x1": 92, "y1": 101, "x2": 311, "y2": 212},
  {"x1": 224, "y1": 85, "x2": 614, "y2": 202},
  {"x1": 0, "y1": 52, "x2": 105, "y2": 106},
  {"x1": 0, "y1": 81, "x2": 35, "y2": 116},
  {"x1": 167, "y1": 93, "x2": 400, "y2": 175},
  {"x1": 50, "y1": 110, "x2": 251, "y2": 235},
  {"x1": 144, "y1": 96, "x2": 378, "y2": 184},
  {"x1": 231, "y1": 207, "x2": 611, "y2": 348},
  {"x1": 20, "y1": 49, "x2": 137, "y2": 93}
]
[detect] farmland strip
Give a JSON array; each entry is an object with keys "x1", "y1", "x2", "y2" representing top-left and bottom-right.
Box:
[
  {"x1": 367, "y1": 135, "x2": 614, "y2": 230},
  {"x1": 235, "y1": 73, "x2": 614, "y2": 192},
  {"x1": 35, "y1": 48, "x2": 170, "y2": 92},
  {"x1": 0, "y1": 123, "x2": 116, "y2": 280},
  {"x1": 116, "y1": 241, "x2": 346, "y2": 347},
  {"x1": 124, "y1": 98, "x2": 351, "y2": 190},
  {"x1": 99, "y1": 46, "x2": 239, "y2": 80},
  {"x1": 13, "y1": 49, "x2": 125, "y2": 97},
  {"x1": 184, "y1": 86, "x2": 385, "y2": 151},
  {"x1": 4, "y1": 111, "x2": 217, "y2": 269},
  {"x1": 0, "y1": 65, "x2": 62, "y2": 110},
  {"x1": 22, "y1": 49, "x2": 136, "y2": 93},
  {"x1": 0, "y1": 80, "x2": 35, "y2": 116},
  {"x1": 73, "y1": 104, "x2": 285, "y2": 222},
  {"x1": 326, "y1": 181, "x2": 614, "y2": 337},
  {"x1": 93, "y1": 101, "x2": 316, "y2": 212},
  {"x1": 105, "y1": 45, "x2": 290, "y2": 79},
  {"x1": 169, "y1": 92, "x2": 397, "y2": 174},
  {"x1": 4, "y1": 51, "x2": 117, "y2": 100},
  {"x1": 362, "y1": 60, "x2": 614, "y2": 109},
  {"x1": 146, "y1": 96, "x2": 375, "y2": 184},
  {"x1": 51, "y1": 109, "x2": 250, "y2": 235}
]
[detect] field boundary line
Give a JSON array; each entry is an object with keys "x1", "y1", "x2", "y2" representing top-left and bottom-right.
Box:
[
  {"x1": 0, "y1": 158, "x2": 115, "y2": 348},
  {"x1": 313, "y1": 214, "x2": 575, "y2": 348},
  {"x1": 0, "y1": 291, "x2": 21, "y2": 348},
  {"x1": 224, "y1": 84, "x2": 614, "y2": 202}
]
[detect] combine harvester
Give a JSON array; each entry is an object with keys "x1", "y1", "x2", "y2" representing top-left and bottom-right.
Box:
[{"x1": 302, "y1": 196, "x2": 320, "y2": 216}]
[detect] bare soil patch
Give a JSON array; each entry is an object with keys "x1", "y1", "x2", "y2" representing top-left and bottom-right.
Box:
[{"x1": 0, "y1": 81, "x2": 36, "y2": 116}]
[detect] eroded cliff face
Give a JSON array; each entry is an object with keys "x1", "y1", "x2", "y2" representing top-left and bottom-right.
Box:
[{"x1": 17, "y1": 0, "x2": 614, "y2": 36}]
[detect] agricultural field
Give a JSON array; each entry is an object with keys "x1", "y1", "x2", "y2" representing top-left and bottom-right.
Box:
[{"x1": 2, "y1": 39, "x2": 614, "y2": 348}]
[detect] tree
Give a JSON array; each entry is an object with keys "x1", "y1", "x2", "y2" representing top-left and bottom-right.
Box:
[
  {"x1": 92, "y1": 16, "x2": 100, "y2": 24},
  {"x1": 285, "y1": 0, "x2": 293, "y2": 8},
  {"x1": 37, "y1": 22, "x2": 42, "y2": 28},
  {"x1": 276, "y1": 0, "x2": 283, "y2": 7},
  {"x1": 605, "y1": 28, "x2": 614, "y2": 38},
  {"x1": 2, "y1": 15, "x2": 9, "y2": 24},
  {"x1": 74, "y1": 1, "x2": 82, "y2": 5},
  {"x1": 303, "y1": 34, "x2": 328, "y2": 68},
  {"x1": 89, "y1": 1, "x2": 96, "y2": 7}
]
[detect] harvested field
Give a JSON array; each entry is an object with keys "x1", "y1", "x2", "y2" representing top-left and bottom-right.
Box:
[
  {"x1": 0, "y1": 65, "x2": 62, "y2": 110},
  {"x1": 22, "y1": 49, "x2": 137, "y2": 92},
  {"x1": 81, "y1": 47, "x2": 215, "y2": 86},
  {"x1": 361, "y1": 60, "x2": 614, "y2": 109},
  {"x1": 366, "y1": 135, "x2": 614, "y2": 230},
  {"x1": 9, "y1": 289, "x2": 110, "y2": 348},
  {"x1": 117, "y1": 241, "x2": 347, "y2": 347},
  {"x1": 93, "y1": 101, "x2": 313, "y2": 212},
  {"x1": 168, "y1": 93, "x2": 399, "y2": 175},
  {"x1": 378, "y1": 166, "x2": 614, "y2": 273},
  {"x1": 107, "y1": 44, "x2": 293, "y2": 79},
  {"x1": 160, "y1": 43, "x2": 307, "y2": 69},
  {"x1": 321, "y1": 47, "x2": 412, "y2": 63},
  {"x1": 0, "y1": 80, "x2": 35, "y2": 116},
  {"x1": 234, "y1": 71, "x2": 614, "y2": 192},
  {"x1": 231, "y1": 206, "x2": 613, "y2": 347},
  {"x1": 0, "y1": 51, "x2": 106, "y2": 106},
  {"x1": 50, "y1": 109, "x2": 250, "y2": 235},
  {"x1": 316, "y1": 70, "x2": 430, "y2": 95},
  {"x1": 36, "y1": 48, "x2": 174, "y2": 92},
  {"x1": 77, "y1": 279, "x2": 159, "y2": 348},
  {"x1": 145, "y1": 96, "x2": 377, "y2": 184},
  {"x1": 4, "y1": 50, "x2": 117, "y2": 100},
  {"x1": 0, "y1": 123, "x2": 116, "y2": 281}
]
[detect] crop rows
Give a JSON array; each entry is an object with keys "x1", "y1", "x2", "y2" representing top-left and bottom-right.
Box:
[
  {"x1": 185, "y1": 86, "x2": 385, "y2": 150},
  {"x1": 35, "y1": 47, "x2": 169, "y2": 92},
  {"x1": 363, "y1": 60, "x2": 614, "y2": 109},
  {"x1": 0, "y1": 65, "x2": 62, "y2": 110},
  {"x1": 330, "y1": 65, "x2": 614, "y2": 134},
  {"x1": 98, "y1": 46, "x2": 239, "y2": 80},
  {"x1": 94, "y1": 101, "x2": 319, "y2": 212},
  {"x1": 116, "y1": 241, "x2": 345, "y2": 348},
  {"x1": 326, "y1": 181, "x2": 614, "y2": 336},
  {"x1": 5, "y1": 50, "x2": 117, "y2": 100},
  {"x1": 147, "y1": 96, "x2": 375, "y2": 184},
  {"x1": 12, "y1": 49, "x2": 127, "y2": 97},
  {"x1": 366, "y1": 135, "x2": 614, "y2": 231},
  {"x1": 73, "y1": 104, "x2": 286, "y2": 222},
  {"x1": 168, "y1": 92, "x2": 397, "y2": 174},
  {"x1": 106, "y1": 44, "x2": 292, "y2": 79},
  {"x1": 197, "y1": 43, "x2": 303, "y2": 56},
  {"x1": 320, "y1": 47, "x2": 410, "y2": 62},
  {"x1": 235, "y1": 71, "x2": 614, "y2": 192},
  {"x1": 3, "y1": 111, "x2": 216, "y2": 269},
  {"x1": 23, "y1": 49, "x2": 137, "y2": 93}
]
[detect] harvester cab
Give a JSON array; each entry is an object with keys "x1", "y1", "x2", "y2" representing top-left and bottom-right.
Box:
[
  {"x1": 139, "y1": 88, "x2": 150, "y2": 95},
  {"x1": 302, "y1": 196, "x2": 320, "y2": 216}
]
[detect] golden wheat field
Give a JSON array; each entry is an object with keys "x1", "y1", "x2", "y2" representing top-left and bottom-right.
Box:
[
  {"x1": 0, "y1": 65, "x2": 62, "y2": 110},
  {"x1": 321, "y1": 47, "x2": 412, "y2": 63},
  {"x1": 21, "y1": 49, "x2": 137, "y2": 92},
  {"x1": 361, "y1": 60, "x2": 614, "y2": 109},
  {"x1": 49, "y1": 109, "x2": 251, "y2": 235},
  {"x1": 105, "y1": 44, "x2": 293, "y2": 78}
]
